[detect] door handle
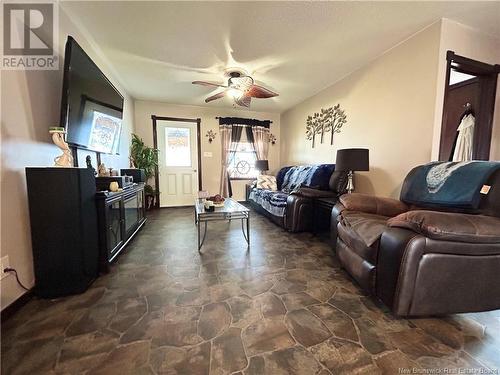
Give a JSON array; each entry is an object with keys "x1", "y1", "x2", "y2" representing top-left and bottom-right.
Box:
[{"x1": 193, "y1": 169, "x2": 197, "y2": 172}]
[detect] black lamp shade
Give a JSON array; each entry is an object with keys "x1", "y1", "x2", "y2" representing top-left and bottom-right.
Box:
[
  {"x1": 336, "y1": 148, "x2": 369, "y2": 171},
  {"x1": 255, "y1": 160, "x2": 269, "y2": 171}
]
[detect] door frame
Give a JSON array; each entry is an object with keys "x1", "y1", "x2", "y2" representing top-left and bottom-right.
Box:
[
  {"x1": 151, "y1": 115, "x2": 202, "y2": 208},
  {"x1": 440, "y1": 51, "x2": 500, "y2": 160}
]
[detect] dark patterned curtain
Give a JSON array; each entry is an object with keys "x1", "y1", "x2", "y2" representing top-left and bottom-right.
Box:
[{"x1": 227, "y1": 125, "x2": 243, "y2": 197}]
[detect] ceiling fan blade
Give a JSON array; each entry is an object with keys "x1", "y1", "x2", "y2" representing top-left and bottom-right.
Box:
[
  {"x1": 235, "y1": 95, "x2": 251, "y2": 108},
  {"x1": 247, "y1": 85, "x2": 279, "y2": 98},
  {"x1": 193, "y1": 80, "x2": 227, "y2": 88},
  {"x1": 205, "y1": 91, "x2": 227, "y2": 103}
]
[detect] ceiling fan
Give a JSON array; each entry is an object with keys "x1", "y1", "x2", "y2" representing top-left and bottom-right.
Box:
[{"x1": 192, "y1": 70, "x2": 278, "y2": 108}]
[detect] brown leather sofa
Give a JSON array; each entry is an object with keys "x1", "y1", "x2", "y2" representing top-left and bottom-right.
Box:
[
  {"x1": 248, "y1": 165, "x2": 347, "y2": 232},
  {"x1": 331, "y1": 165, "x2": 500, "y2": 317}
]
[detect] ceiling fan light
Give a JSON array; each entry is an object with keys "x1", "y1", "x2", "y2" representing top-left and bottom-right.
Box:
[{"x1": 227, "y1": 88, "x2": 244, "y2": 100}]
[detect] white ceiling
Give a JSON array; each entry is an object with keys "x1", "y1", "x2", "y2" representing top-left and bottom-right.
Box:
[{"x1": 61, "y1": 1, "x2": 500, "y2": 113}]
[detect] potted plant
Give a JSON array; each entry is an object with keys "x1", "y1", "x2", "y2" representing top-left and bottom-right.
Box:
[{"x1": 130, "y1": 133, "x2": 159, "y2": 209}]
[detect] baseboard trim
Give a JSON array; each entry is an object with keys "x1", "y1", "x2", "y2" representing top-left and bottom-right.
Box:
[{"x1": 1, "y1": 290, "x2": 33, "y2": 323}]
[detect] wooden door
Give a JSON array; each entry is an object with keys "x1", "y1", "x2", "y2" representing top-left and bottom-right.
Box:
[
  {"x1": 439, "y1": 51, "x2": 499, "y2": 161},
  {"x1": 157, "y1": 120, "x2": 199, "y2": 207},
  {"x1": 439, "y1": 78, "x2": 480, "y2": 161}
]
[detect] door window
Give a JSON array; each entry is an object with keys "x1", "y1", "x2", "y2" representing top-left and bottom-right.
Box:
[{"x1": 165, "y1": 127, "x2": 191, "y2": 167}]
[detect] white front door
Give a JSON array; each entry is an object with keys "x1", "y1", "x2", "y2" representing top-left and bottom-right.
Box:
[{"x1": 157, "y1": 120, "x2": 199, "y2": 207}]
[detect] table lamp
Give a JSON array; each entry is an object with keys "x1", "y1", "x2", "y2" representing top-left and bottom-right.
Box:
[
  {"x1": 335, "y1": 148, "x2": 369, "y2": 193},
  {"x1": 255, "y1": 160, "x2": 269, "y2": 174}
]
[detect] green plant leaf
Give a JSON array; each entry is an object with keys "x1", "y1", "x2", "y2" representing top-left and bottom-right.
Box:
[{"x1": 130, "y1": 133, "x2": 159, "y2": 184}]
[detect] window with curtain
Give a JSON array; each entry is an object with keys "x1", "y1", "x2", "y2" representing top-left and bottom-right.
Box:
[
  {"x1": 219, "y1": 117, "x2": 271, "y2": 197},
  {"x1": 228, "y1": 129, "x2": 258, "y2": 179}
]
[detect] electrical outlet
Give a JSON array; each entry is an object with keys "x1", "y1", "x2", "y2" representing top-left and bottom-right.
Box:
[{"x1": 1, "y1": 255, "x2": 10, "y2": 280}]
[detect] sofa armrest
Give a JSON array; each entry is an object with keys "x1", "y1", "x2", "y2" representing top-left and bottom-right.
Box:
[
  {"x1": 330, "y1": 203, "x2": 345, "y2": 245},
  {"x1": 292, "y1": 187, "x2": 338, "y2": 199},
  {"x1": 388, "y1": 210, "x2": 500, "y2": 244},
  {"x1": 285, "y1": 194, "x2": 314, "y2": 232},
  {"x1": 378, "y1": 225, "x2": 500, "y2": 317},
  {"x1": 339, "y1": 193, "x2": 409, "y2": 217},
  {"x1": 376, "y1": 227, "x2": 423, "y2": 314}
]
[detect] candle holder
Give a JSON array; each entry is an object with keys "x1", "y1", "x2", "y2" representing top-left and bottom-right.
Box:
[{"x1": 206, "y1": 130, "x2": 216, "y2": 143}]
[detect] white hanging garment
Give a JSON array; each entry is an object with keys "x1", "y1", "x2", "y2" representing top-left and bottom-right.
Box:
[{"x1": 452, "y1": 114, "x2": 475, "y2": 162}]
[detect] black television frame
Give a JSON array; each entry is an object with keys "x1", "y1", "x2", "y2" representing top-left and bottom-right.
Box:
[{"x1": 59, "y1": 35, "x2": 124, "y2": 157}]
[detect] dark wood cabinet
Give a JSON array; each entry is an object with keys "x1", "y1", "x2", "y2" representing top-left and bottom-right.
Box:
[
  {"x1": 26, "y1": 169, "x2": 147, "y2": 297},
  {"x1": 26, "y1": 167, "x2": 100, "y2": 298},
  {"x1": 96, "y1": 183, "x2": 146, "y2": 271}
]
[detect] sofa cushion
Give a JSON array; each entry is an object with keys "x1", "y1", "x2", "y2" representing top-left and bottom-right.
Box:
[
  {"x1": 388, "y1": 210, "x2": 500, "y2": 244},
  {"x1": 276, "y1": 166, "x2": 294, "y2": 191},
  {"x1": 281, "y1": 164, "x2": 335, "y2": 192},
  {"x1": 256, "y1": 175, "x2": 277, "y2": 191},
  {"x1": 329, "y1": 170, "x2": 348, "y2": 194},
  {"x1": 339, "y1": 193, "x2": 409, "y2": 217},
  {"x1": 338, "y1": 211, "x2": 389, "y2": 263},
  {"x1": 306, "y1": 164, "x2": 335, "y2": 190},
  {"x1": 249, "y1": 188, "x2": 289, "y2": 217}
]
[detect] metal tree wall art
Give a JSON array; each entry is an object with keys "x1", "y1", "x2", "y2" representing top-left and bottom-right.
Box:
[
  {"x1": 306, "y1": 104, "x2": 347, "y2": 148},
  {"x1": 269, "y1": 133, "x2": 277, "y2": 145}
]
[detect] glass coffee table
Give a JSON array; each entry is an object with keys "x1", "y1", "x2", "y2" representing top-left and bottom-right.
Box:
[{"x1": 194, "y1": 198, "x2": 250, "y2": 251}]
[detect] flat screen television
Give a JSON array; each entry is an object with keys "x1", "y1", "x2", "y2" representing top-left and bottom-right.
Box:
[{"x1": 60, "y1": 36, "x2": 124, "y2": 154}]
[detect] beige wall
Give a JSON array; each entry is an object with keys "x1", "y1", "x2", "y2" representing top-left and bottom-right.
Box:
[
  {"x1": 281, "y1": 22, "x2": 442, "y2": 198},
  {"x1": 134, "y1": 101, "x2": 280, "y2": 201},
  {"x1": 0, "y1": 6, "x2": 134, "y2": 310},
  {"x1": 431, "y1": 19, "x2": 500, "y2": 161}
]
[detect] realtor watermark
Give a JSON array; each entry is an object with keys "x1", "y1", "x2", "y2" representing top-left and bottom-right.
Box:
[
  {"x1": 399, "y1": 368, "x2": 499, "y2": 374},
  {"x1": 1, "y1": 0, "x2": 58, "y2": 70}
]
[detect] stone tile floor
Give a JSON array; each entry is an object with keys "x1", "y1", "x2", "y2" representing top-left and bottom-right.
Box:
[{"x1": 2, "y1": 207, "x2": 500, "y2": 374}]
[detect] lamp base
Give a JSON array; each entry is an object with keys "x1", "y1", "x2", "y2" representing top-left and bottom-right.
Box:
[{"x1": 347, "y1": 170, "x2": 355, "y2": 194}]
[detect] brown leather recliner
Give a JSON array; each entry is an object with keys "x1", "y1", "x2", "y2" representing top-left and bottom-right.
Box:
[{"x1": 331, "y1": 166, "x2": 500, "y2": 317}]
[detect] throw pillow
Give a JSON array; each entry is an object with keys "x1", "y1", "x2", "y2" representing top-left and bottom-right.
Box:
[{"x1": 257, "y1": 175, "x2": 277, "y2": 191}]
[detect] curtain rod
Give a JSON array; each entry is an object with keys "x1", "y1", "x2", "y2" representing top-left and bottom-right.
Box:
[{"x1": 215, "y1": 116, "x2": 273, "y2": 124}]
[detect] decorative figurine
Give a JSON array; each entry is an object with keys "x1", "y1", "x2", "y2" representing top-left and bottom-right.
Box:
[
  {"x1": 206, "y1": 130, "x2": 217, "y2": 143},
  {"x1": 85, "y1": 155, "x2": 97, "y2": 176},
  {"x1": 109, "y1": 181, "x2": 119, "y2": 192},
  {"x1": 49, "y1": 127, "x2": 73, "y2": 167},
  {"x1": 98, "y1": 163, "x2": 109, "y2": 177}
]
